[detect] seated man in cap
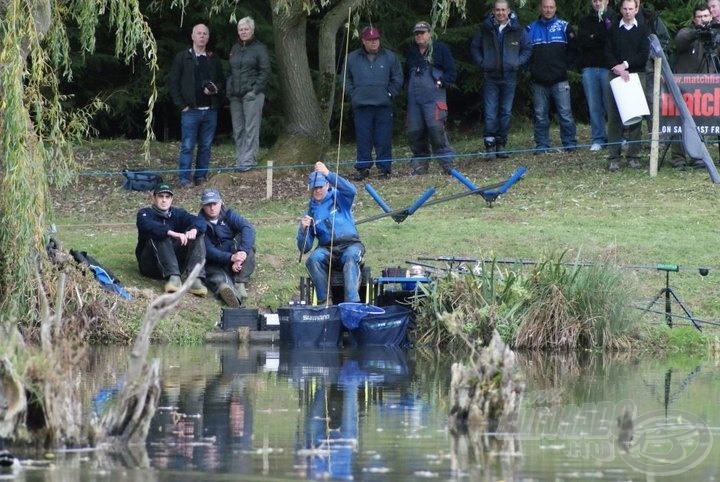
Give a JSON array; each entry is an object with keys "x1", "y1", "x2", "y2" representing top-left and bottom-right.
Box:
[
  {"x1": 135, "y1": 183, "x2": 208, "y2": 295},
  {"x1": 296, "y1": 162, "x2": 364, "y2": 304},
  {"x1": 198, "y1": 187, "x2": 257, "y2": 307}
]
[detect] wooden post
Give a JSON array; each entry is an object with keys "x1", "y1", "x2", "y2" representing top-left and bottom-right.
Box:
[
  {"x1": 649, "y1": 56, "x2": 662, "y2": 177},
  {"x1": 266, "y1": 160, "x2": 273, "y2": 200}
]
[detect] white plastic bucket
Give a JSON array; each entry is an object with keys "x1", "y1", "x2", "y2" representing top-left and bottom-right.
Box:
[{"x1": 610, "y1": 73, "x2": 650, "y2": 126}]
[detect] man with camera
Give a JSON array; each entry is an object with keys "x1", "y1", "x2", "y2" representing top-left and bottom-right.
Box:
[
  {"x1": 670, "y1": 4, "x2": 719, "y2": 168},
  {"x1": 169, "y1": 23, "x2": 224, "y2": 188}
]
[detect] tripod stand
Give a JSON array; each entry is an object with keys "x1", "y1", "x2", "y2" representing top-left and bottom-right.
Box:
[
  {"x1": 645, "y1": 264, "x2": 702, "y2": 331},
  {"x1": 698, "y1": 32, "x2": 720, "y2": 74}
]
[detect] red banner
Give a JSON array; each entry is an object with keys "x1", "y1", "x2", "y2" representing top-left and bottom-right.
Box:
[{"x1": 660, "y1": 74, "x2": 720, "y2": 135}]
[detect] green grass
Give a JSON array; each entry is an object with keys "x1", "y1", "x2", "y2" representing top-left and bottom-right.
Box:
[{"x1": 51, "y1": 125, "x2": 720, "y2": 344}]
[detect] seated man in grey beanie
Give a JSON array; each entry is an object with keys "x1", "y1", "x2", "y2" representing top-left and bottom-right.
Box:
[{"x1": 198, "y1": 187, "x2": 257, "y2": 306}]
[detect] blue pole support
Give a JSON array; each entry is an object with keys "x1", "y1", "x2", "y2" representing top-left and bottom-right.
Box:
[
  {"x1": 449, "y1": 169, "x2": 478, "y2": 191},
  {"x1": 365, "y1": 184, "x2": 392, "y2": 213},
  {"x1": 495, "y1": 166, "x2": 527, "y2": 194},
  {"x1": 407, "y1": 187, "x2": 436, "y2": 215}
]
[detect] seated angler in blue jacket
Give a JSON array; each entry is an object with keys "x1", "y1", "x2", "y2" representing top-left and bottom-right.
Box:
[
  {"x1": 297, "y1": 162, "x2": 365, "y2": 305},
  {"x1": 135, "y1": 183, "x2": 208, "y2": 295}
]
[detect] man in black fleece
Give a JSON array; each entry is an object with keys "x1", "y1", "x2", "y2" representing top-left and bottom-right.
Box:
[{"x1": 604, "y1": 0, "x2": 649, "y2": 172}]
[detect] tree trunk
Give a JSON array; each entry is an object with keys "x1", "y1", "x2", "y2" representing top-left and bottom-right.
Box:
[
  {"x1": 317, "y1": 0, "x2": 366, "y2": 126},
  {"x1": 269, "y1": 1, "x2": 328, "y2": 165}
]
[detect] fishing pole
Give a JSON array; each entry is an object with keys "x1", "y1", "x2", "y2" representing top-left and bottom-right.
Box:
[{"x1": 413, "y1": 255, "x2": 714, "y2": 275}]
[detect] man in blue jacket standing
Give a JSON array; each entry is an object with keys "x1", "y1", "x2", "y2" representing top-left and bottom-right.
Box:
[
  {"x1": 136, "y1": 184, "x2": 208, "y2": 295},
  {"x1": 405, "y1": 21, "x2": 457, "y2": 176},
  {"x1": 199, "y1": 188, "x2": 256, "y2": 307},
  {"x1": 297, "y1": 162, "x2": 364, "y2": 304},
  {"x1": 527, "y1": 0, "x2": 578, "y2": 153},
  {"x1": 344, "y1": 26, "x2": 403, "y2": 181},
  {"x1": 471, "y1": 0, "x2": 531, "y2": 158}
]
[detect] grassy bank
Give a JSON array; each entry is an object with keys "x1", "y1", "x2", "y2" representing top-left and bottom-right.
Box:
[{"x1": 51, "y1": 125, "x2": 720, "y2": 344}]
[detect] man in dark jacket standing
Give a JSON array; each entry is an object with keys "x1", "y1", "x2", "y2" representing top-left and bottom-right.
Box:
[
  {"x1": 577, "y1": 0, "x2": 614, "y2": 151},
  {"x1": 227, "y1": 17, "x2": 271, "y2": 172},
  {"x1": 470, "y1": 0, "x2": 531, "y2": 158},
  {"x1": 169, "y1": 23, "x2": 224, "y2": 188},
  {"x1": 527, "y1": 0, "x2": 577, "y2": 153},
  {"x1": 136, "y1": 184, "x2": 208, "y2": 295},
  {"x1": 669, "y1": 4, "x2": 719, "y2": 168},
  {"x1": 405, "y1": 21, "x2": 457, "y2": 175},
  {"x1": 199, "y1": 188, "x2": 256, "y2": 307},
  {"x1": 344, "y1": 26, "x2": 403, "y2": 180}
]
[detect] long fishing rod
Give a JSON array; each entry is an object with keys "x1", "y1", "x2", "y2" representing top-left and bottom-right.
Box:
[{"x1": 413, "y1": 255, "x2": 714, "y2": 275}]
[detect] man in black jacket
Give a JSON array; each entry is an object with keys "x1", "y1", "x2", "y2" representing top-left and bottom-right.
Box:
[
  {"x1": 136, "y1": 184, "x2": 208, "y2": 295},
  {"x1": 169, "y1": 23, "x2": 224, "y2": 188},
  {"x1": 199, "y1": 188, "x2": 257, "y2": 307},
  {"x1": 470, "y1": 0, "x2": 531, "y2": 158}
]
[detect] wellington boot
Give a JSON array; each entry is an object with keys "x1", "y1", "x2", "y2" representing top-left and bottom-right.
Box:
[
  {"x1": 164, "y1": 275, "x2": 182, "y2": 293},
  {"x1": 234, "y1": 282, "x2": 248, "y2": 299},
  {"x1": 189, "y1": 278, "x2": 208, "y2": 297},
  {"x1": 496, "y1": 144, "x2": 509, "y2": 159},
  {"x1": 218, "y1": 283, "x2": 240, "y2": 308}
]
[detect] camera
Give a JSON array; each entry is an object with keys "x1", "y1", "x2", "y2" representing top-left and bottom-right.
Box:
[
  {"x1": 203, "y1": 80, "x2": 218, "y2": 95},
  {"x1": 696, "y1": 21, "x2": 720, "y2": 42}
]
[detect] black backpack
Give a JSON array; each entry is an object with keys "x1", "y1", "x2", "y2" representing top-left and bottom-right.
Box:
[{"x1": 122, "y1": 169, "x2": 163, "y2": 191}]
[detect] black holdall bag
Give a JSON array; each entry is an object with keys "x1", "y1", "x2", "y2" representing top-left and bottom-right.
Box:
[{"x1": 122, "y1": 169, "x2": 163, "y2": 192}]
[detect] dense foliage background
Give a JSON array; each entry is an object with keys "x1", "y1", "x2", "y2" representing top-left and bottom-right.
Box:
[{"x1": 66, "y1": 0, "x2": 696, "y2": 144}]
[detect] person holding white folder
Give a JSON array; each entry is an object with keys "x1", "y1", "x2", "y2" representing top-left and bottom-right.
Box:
[{"x1": 604, "y1": 0, "x2": 649, "y2": 172}]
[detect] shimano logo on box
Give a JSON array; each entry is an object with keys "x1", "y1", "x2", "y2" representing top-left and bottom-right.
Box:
[{"x1": 301, "y1": 313, "x2": 332, "y2": 322}]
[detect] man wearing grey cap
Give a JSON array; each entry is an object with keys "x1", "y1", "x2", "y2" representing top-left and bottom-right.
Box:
[
  {"x1": 343, "y1": 25, "x2": 403, "y2": 181},
  {"x1": 404, "y1": 20, "x2": 457, "y2": 175},
  {"x1": 297, "y1": 162, "x2": 364, "y2": 304},
  {"x1": 135, "y1": 183, "x2": 208, "y2": 295},
  {"x1": 199, "y1": 188, "x2": 256, "y2": 306}
]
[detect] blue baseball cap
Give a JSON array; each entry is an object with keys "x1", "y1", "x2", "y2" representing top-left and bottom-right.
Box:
[
  {"x1": 200, "y1": 188, "x2": 222, "y2": 205},
  {"x1": 308, "y1": 172, "x2": 328, "y2": 188}
]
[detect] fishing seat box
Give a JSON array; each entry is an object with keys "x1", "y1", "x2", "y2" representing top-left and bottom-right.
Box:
[{"x1": 278, "y1": 305, "x2": 342, "y2": 348}]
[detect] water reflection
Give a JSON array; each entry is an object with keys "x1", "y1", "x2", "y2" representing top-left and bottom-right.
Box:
[
  {"x1": 7, "y1": 346, "x2": 719, "y2": 481},
  {"x1": 293, "y1": 347, "x2": 413, "y2": 480},
  {"x1": 148, "y1": 346, "x2": 260, "y2": 473},
  {"x1": 144, "y1": 345, "x2": 425, "y2": 479}
]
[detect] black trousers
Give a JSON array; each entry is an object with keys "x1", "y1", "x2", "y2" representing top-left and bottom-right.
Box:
[
  {"x1": 138, "y1": 234, "x2": 206, "y2": 280},
  {"x1": 205, "y1": 246, "x2": 256, "y2": 294}
]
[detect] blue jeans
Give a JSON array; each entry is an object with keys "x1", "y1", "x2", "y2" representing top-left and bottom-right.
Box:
[
  {"x1": 306, "y1": 243, "x2": 364, "y2": 303},
  {"x1": 483, "y1": 72, "x2": 518, "y2": 145},
  {"x1": 353, "y1": 105, "x2": 394, "y2": 173},
  {"x1": 179, "y1": 108, "x2": 217, "y2": 183},
  {"x1": 581, "y1": 67, "x2": 609, "y2": 145},
  {"x1": 532, "y1": 81, "x2": 577, "y2": 149}
]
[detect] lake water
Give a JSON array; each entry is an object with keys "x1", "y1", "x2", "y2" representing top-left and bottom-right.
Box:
[{"x1": 6, "y1": 343, "x2": 720, "y2": 481}]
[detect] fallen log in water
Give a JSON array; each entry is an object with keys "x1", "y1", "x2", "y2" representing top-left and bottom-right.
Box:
[{"x1": 97, "y1": 263, "x2": 204, "y2": 445}]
